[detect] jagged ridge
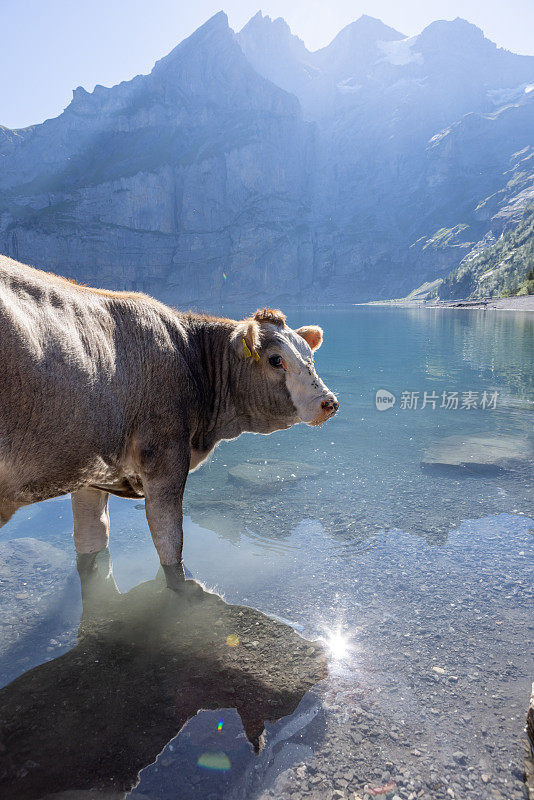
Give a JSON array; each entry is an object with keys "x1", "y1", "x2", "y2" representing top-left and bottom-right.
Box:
[{"x1": 0, "y1": 12, "x2": 533, "y2": 304}]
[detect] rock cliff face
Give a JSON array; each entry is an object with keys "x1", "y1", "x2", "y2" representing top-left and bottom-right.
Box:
[
  {"x1": 0, "y1": 14, "x2": 313, "y2": 305},
  {"x1": 239, "y1": 14, "x2": 534, "y2": 300},
  {"x1": 1, "y1": 11, "x2": 533, "y2": 304}
]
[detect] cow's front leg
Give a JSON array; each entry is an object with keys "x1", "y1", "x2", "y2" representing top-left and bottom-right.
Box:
[
  {"x1": 72, "y1": 487, "x2": 111, "y2": 573},
  {"x1": 142, "y1": 448, "x2": 190, "y2": 592},
  {"x1": 72, "y1": 487, "x2": 118, "y2": 598}
]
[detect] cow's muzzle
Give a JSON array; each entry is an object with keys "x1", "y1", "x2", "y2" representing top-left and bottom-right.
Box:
[
  {"x1": 310, "y1": 394, "x2": 339, "y2": 425},
  {"x1": 321, "y1": 397, "x2": 339, "y2": 417}
]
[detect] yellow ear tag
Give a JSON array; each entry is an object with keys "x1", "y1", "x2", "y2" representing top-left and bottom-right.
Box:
[{"x1": 243, "y1": 339, "x2": 260, "y2": 361}]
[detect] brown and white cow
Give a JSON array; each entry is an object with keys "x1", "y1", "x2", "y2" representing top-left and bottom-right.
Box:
[{"x1": 0, "y1": 256, "x2": 338, "y2": 590}]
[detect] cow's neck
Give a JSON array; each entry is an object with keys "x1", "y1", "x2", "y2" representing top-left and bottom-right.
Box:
[{"x1": 188, "y1": 319, "x2": 254, "y2": 457}]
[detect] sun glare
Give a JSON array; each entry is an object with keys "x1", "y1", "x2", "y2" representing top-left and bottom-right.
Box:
[{"x1": 325, "y1": 630, "x2": 349, "y2": 660}]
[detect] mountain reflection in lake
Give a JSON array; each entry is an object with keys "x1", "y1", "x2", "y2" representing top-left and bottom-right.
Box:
[{"x1": 0, "y1": 308, "x2": 532, "y2": 799}]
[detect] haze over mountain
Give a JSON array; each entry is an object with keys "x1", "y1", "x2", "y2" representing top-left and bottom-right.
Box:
[{"x1": 1, "y1": 11, "x2": 533, "y2": 303}]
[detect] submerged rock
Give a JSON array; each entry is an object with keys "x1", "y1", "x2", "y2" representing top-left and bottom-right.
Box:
[
  {"x1": 0, "y1": 537, "x2": 69, "y2": 582},
  {"x1": 421, "y1": 433, "x2": 533, "y2": 474},
  {"x1": 228, "y1": 458, "x2": 324, "y2": 490},
  {"x1": 0, "y1": 538, "x2": 72, "y2": 663}
]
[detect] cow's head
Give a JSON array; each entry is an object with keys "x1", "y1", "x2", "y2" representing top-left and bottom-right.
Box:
[{"x1": 232, "y1": 308, "x2": 339, "y2": 432}]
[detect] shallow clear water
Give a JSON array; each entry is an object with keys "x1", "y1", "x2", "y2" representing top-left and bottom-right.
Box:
[{"x1": 0, "y1": 308, "x2": 533, "y2": 800}]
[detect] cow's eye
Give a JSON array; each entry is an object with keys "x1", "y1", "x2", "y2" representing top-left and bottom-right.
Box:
[{"x1": 269, "y1": 355, "x2": 283, "y2": 368}]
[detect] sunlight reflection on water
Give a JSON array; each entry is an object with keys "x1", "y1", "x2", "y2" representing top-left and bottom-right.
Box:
[{"x1": 322, "y1": 629, "x2": 350, "y2": 661}]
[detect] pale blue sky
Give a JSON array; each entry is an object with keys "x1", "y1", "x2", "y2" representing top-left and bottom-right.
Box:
[{"x1": 1, "y1": 0, "x2": 533, "y2": 129}]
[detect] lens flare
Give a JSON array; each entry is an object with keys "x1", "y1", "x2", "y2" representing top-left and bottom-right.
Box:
[
  {"x1": 217, "y1": 718, "x2": 223, "y2": 732},
  {"x1": 226, "y1": 634, "x2": 239, "y2": 647},
  {"x1": 197, "y1": 751, "x2": 231, "y2": 771}
]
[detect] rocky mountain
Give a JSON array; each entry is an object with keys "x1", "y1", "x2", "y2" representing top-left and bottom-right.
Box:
[
  {"x1": 1, "y1": 11, "x2": 534, "y2": 304},
  {"x1": 437, "y1": 204, "x2": 534, "y2": 298},
  {"x1": 239, "y1": 14, "x2": 534, "y2": 299},
  {"x1": 0, "y1": 13, "x2": 314, "y2": 305}
]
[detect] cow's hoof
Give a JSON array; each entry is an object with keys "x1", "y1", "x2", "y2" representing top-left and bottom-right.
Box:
[
  {"x1": 162, "y1": 563, "x2": 186, "y2": 592},
  {"x1": 76, "y1": 551, "x2": 98, "y2": 576},
  {"x1": 77, "y1": 548, "x2": 119, "y2": 605},
  {"x1": 161, "y1": 565, "x2": 207, "y2": 603}
]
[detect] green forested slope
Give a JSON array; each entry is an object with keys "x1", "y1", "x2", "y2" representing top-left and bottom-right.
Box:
[{"x1": 438, "y1": 206, "x2": 534, "y2": 298}]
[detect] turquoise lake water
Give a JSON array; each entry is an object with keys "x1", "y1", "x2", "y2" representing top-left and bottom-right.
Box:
[{"x1": 1, "y1": 308, "x2": 533, "y2": 800}]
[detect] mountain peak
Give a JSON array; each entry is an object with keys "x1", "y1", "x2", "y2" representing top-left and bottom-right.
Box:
[
  {"x1": 241, "y1": 11, "x2": 290, "y2": 34},
  {"x1": 312, "y1": 15, "x2": 404, "y2": 79},
  {"x1": 354, "y1": 14, "x2": 399, "y2": 30},
  {"x1": 416, "y1": 17, "x2": 488, "y2": 49},
  {"x1": 323, "y1": 15, "x2": 405, "y2": 49},
  {"x1": 153, "y1": 11, "x2": 231, "y2": 72},
  {"x1": 195, "y1": 10, "x2": 229, "y2": 32},
  {"x1": 239, "y1": 11, "x2": 309, "y2": 58}
]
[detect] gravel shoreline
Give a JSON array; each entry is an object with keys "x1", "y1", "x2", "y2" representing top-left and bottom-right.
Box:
[{"x1": 361, "y1": 296, "x2": 534, "y2": 311}]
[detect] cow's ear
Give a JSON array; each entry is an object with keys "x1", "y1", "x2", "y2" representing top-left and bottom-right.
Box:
[
  {"x1": 296, "y1": 325, "x2": 323, "y2": 352},
  {"x1": 232, "y1": 317, "x2": 261, "y2": 361}
]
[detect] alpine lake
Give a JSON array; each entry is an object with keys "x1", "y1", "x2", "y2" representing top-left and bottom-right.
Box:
[{"x1": 1, "y1": 307, "x2": 532, "y2": 800}]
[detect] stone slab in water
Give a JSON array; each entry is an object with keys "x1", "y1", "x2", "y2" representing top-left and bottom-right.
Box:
[
  {"x1": 421, "y1": 433, "x2": 532, "y2": 474},
  {"x1": 228, "y1": 458, "x2": 324, "y2": 490},
  {"x1": 0, "y1": 568, "x2": 327, "y2": 799}
]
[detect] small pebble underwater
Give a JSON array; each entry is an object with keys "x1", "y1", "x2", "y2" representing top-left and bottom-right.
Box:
[{"x1": 0, "y1": 307, "x2": 532, "y2": 800}]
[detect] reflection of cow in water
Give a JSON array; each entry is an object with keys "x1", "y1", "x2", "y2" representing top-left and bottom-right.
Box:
[
  {"x1": 0, "y1": 256, "x2": 338, "y2": 591},
  {"x1": 0, "y1": 552, "x2": 327, "y2": 799}
]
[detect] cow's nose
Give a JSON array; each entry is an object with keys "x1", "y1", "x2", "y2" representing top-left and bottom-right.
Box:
[{"x1": 321, "y1": 397, "x2": 339, "y2": 415}]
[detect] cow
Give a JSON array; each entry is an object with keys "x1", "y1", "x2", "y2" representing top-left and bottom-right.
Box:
[{"x1": 0, "y1": 256, "x2": 338, "y2": 590}]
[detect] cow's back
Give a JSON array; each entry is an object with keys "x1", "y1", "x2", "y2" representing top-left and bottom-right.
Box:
[
  {"x1": 0, "y1": 257, "x2": 163, "y2": 504},
  {"x1": 0, "y1": 256, "x2": 117, "y2": 379}
]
